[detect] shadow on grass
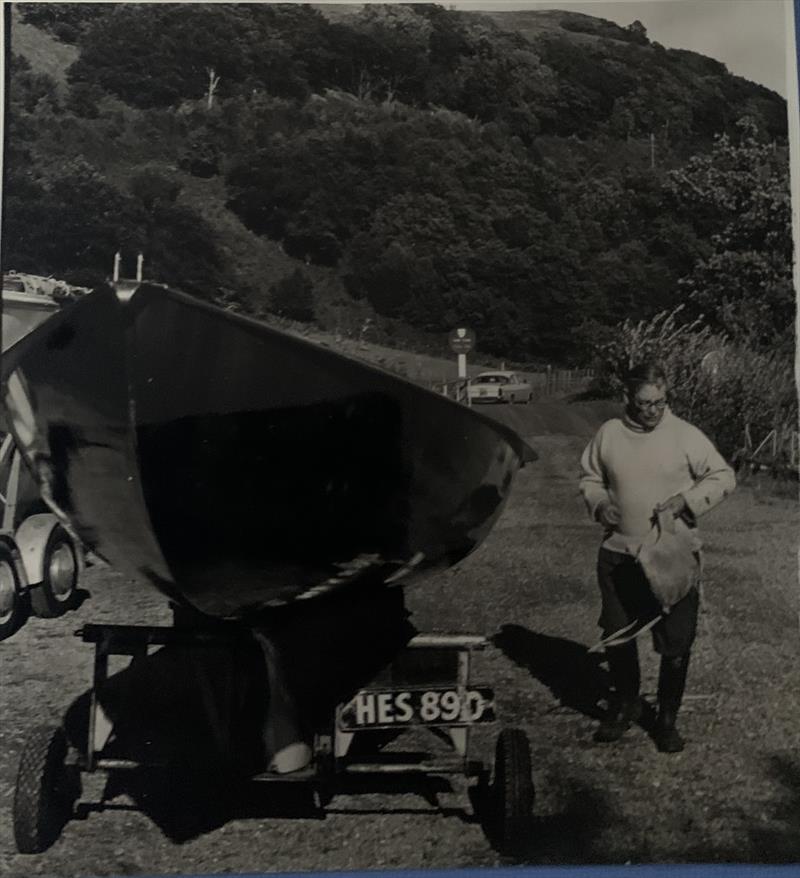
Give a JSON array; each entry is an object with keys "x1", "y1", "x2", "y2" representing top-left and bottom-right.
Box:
[
  {"x1": 492, "y1": 624, "x2": 608, "y2": 720},
  {"x1": 747, "y1": 754, "x2": 800, "y2": 862},
  {"x1": 68, "y1": 748, "x2": 481, "y2": 844},
  {"x1": 97, "y1": 769, "x2": 320, "y2": 843},
  {"x1": 532, "y1": 778, "x2": 619, "y2": 864},
  {"x1": 64, "y1": 687, "x2": 280, "y2": 843},
  {"x1": 66, "y1": 588, "x2": 92, "y2": 613},
  {"x1": 480, "y1": 775, "x2": 616, "y2": 865}
]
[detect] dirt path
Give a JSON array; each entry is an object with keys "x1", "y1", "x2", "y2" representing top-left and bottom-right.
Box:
[{"x1": 1, "y1": 403, "x2": 797, "y2": 875}]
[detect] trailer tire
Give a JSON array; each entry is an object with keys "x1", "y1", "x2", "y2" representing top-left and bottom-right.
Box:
[
  {"x1": 30, "y1": 526, "x2": 79, "y2": 619},
  {"x1": 488, "y1": 727, "x2": 535, "y2": 852},
  {"x1": 0, "y1": 543, "x2": 26, "y2": 640},
  {"x1": 13, "y1": 725, "x2": 80, "y2": 853}
]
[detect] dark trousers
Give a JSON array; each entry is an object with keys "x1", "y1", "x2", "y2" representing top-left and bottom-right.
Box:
[
  {"x1": 597, "y1": 548, "x2": 697, "y2": 720},
  {"x1": 597, "y1": 547, "x2": 699, "y2": 657}
]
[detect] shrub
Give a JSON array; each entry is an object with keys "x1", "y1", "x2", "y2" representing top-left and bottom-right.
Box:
[
  {"x1": 268, "y1": 269, "x2": 315, "y2": 323},
  {"x1": 588, "y1": 306, "x2": 719, "y2": 397},
  {"x1": 179, "y1": 133, "x2": 220, "y2": 178},
  {"x1": 66, "y1": 82, "x2": 103, "y2": 119},
  {"x1": 128, "y1": 169, "x2": 182, "y2": 211},
  {"x1": 686, "y1": 344, "x2": 797, "y2": 467},
  {"x1": 588, "y1": 305, "x2": 797, "y2": 461}
]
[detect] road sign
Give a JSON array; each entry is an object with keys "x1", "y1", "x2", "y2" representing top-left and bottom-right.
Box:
[{"x1": 449, "y1": 327, "x2": 475, "y2": 354}]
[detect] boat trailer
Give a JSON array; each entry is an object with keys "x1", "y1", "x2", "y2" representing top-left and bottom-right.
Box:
[{"x1": 13, "y1": 624, "x2": 535, "y2": 855}]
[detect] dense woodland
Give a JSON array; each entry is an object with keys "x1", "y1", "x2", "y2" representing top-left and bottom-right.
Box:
[{"x1": 4, "y1": 3, "x2": 793, "y2": 365}]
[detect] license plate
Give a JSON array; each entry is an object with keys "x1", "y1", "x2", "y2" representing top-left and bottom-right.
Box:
[{"x1": 337, "y1": 686, "x2": 495, "y2": 730}]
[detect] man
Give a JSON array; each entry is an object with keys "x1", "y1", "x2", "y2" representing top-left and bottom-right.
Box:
[{"x1": 579, "y1": 362, "x2": 735, "y2": 753}]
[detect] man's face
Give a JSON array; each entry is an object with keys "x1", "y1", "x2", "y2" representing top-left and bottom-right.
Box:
[{"x1": 627, "y1": 381, "x2": 668, "y2": 430}]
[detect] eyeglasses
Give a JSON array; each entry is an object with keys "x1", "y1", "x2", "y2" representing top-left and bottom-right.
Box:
[{"x1": 634, "y1": 397, "x2": 668, "y2": 411}]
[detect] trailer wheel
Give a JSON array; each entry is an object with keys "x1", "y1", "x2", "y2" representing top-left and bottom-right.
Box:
[
  {"x1": 0, "y1": 543, "x2": 26, "y2": 640},
  {"x1": 487, "y1": 728, "x2": 535, "y2": 852},
  {"x1": 30, "y1": 526, "x2": 79, "y2": 619},
  {"x1": 13, "y1": 725, "x2": 81, "y2": 853}
]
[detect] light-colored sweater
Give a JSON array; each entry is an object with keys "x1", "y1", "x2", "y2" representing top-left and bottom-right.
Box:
[{"x1": 579, "y1": 409, "x2": 736, "y2": 555}]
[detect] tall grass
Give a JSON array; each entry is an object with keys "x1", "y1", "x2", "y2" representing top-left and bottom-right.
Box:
[{"x1": 588, "y1": 306, "x2": 797, "y2": 463}]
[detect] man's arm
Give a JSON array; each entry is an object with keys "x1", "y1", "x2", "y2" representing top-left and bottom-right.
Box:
[
  {"x1": 579, "y1": 428, "x2": 613, "y2": 522},
  {"x1": 680, "y1": 425, "x2": 736, "y2": 520}
]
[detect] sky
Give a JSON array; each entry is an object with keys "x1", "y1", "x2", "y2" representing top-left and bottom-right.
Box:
[{"x1": 449, "y1": 0, "x2": 790, "y2": 96}]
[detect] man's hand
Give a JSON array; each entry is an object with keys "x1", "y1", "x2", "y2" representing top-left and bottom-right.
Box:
[
  {"x1": 656, "y1": 494, "x2": 688, "y2": 519},
  {"x1": 596, "y1": 500, "x2": 621, "y2": 529}
]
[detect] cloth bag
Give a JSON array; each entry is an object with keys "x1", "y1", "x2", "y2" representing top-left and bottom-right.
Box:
[{"x1": 637, "y1": 508, "x2": 700, "y2": 613}]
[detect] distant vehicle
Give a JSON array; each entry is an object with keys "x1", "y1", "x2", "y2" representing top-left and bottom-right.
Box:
[
  {"x1": 467, "y1": 371, "x2": 533, "y2": 405},
  {"x1": 1, "y1": 272, "x2": 87, "y2": 639},
  {"x1": 2, "y1": 272, "x2": 89, "y2": 352}
]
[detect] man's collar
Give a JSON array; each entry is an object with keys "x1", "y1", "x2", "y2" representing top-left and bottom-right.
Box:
[{"x1": 622, "y1": 406, "x2": 672, "y2": 433}]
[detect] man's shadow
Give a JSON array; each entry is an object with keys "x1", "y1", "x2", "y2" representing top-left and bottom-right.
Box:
[{"x1": 491, "y1": 624, "x2": 609, "y2": 720}]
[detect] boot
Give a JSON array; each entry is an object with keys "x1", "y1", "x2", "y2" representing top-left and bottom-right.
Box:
[
  {"x1": 654, "y1": 653, "x2": 690, "y2": 753},
  {"x1": 594, "y1": 642, "x2": 641, "y2": 743}
]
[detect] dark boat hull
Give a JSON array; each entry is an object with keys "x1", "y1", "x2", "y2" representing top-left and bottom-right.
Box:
[{"x1": 1, "y1": 283, "x2": 534, "y2": 619}]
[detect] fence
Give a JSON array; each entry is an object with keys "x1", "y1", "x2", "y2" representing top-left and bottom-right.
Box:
[
  {"x1": 732, "y1": 424, "x2": 799, "y2": 480},
  {"x1": 532, "y1": 367, "x2": 594, "y2": 397}
]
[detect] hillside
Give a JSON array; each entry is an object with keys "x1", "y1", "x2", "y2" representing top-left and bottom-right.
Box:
[
  {"x1": 486, "y1": 5, "x2": 782, "y2": 101},
  {"x1": 7, "y1": 7, "x2": 77, "y2": 91},
  {"x1": 5, "y1": 3, "x2": 791, "y2": 365}
]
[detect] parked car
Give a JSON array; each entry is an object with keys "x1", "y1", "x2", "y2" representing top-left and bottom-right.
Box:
[
  {"x1": 467, "y1": 371, "x2": 533, "y2": 405},
  {"x1": 2, "y1": 272, "x2": 88, "y2": 351},
  {"x1": 1, "y1": 272, "x2": 86, "y2": 640}
]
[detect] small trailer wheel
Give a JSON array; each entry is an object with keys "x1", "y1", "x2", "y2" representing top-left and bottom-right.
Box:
[
  {"x1": 13, "y1": 725, "x2": 81, "y2": 853},
  {"x1": 31, "y1": 526, "x2": 80, "y2": 619},
  {"x1": 488, "y1": 727, "x2": 535, "y2": 851},
  {"x1": 0, "y1": 543, "x2": 27, "y2": 641}
]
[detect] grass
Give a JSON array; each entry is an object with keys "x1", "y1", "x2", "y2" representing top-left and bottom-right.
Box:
[
  {"x1": 0, "y1": 400, "x2": 795, "y2": 871},
  {"x1": 406, "y1": 410, "x2": 799, "y2": 864}
]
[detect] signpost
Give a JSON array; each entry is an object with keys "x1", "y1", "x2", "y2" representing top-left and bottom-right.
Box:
[{"x1": 448, "y1": 327, "x2": 475, "y2": 405}]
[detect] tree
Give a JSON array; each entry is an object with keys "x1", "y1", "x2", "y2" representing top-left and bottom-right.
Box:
[
  {"x1": 18, "y1": 4, "x2": 114, "y2": 43},
  {"x1": 346, "y1": 4, "x2": 433, "y2": 102},
  {"x1": 128, "y1": 168, "x2": 182, "y2": 211},
  {"x1": 8, "y1": 54, "x2": 60, "y2": 114},
  {"x1": 66, "y1": 81, "x2": 104, "y2": 119},
  {"x1": 665, "y1": 118, "x2": 792, "y2": 348},
  {"x1": 179, "y1": 127, "x2": 222, "y2": 178},
  {"x1": 625, "y1": 20, "x2": 648, "y2": 45},
  {"x1": 3, "y1": 159, "x2": 147, "y2": 277},
  {"x1": 3, "y1": 155, "x2": 225, "y2": 300}
]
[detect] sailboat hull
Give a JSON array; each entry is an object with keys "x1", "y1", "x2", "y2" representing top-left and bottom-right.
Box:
[{"x1": 1, "y1": 283, "x2": 534, "y2": 619}]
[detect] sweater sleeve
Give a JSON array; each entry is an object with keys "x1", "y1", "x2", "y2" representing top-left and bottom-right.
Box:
[
  {"x1": 680, "y1": 425, "x2": 736, "y2": 519},
  {"x1": 579, "y1": 426, "x2": 610, "y2": 521}
]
